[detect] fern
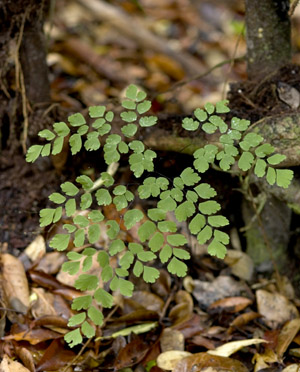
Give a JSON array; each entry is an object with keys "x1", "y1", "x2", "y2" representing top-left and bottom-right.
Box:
[{"x1": 26, "y1": 84, "x2": 293, "y2": 347}]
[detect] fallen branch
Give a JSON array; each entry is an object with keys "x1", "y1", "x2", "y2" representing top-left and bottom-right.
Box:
[{"x1": 76, "y1": 0, "x2": 203, "y2": 76}]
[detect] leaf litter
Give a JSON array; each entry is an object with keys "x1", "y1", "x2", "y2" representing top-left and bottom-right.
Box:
[{"x1": 1, "y1": 0, "x2": 300, "y2": 371}]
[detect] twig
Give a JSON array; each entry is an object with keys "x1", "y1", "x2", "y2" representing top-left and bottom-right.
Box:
[
  {"x1": 14, "y1": 9, "x2": 30, "y2": 154},
  {"x1": 20, "y1": 68, "x2": 29, "y2": 154},
  {"x1": 157, "y1": 56, "x2": 245, "y2": 98},
  {"x1": 88, "y1": 162, "x2": 119, "y2": 193},
  {"x1": 76, "y1": 0, "x2": 203, "y2": 76}
]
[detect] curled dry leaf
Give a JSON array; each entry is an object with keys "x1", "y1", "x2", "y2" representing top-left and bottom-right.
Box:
[
  {"x1": 151, "y1": 269, "x2": 171, "y2": 297},
  {"x1": 131, "y1": 291, "x2": 164, "y2": 314},
  {"x1": 227, "y1": 311, "x2": 260, "y2": 334},
  {"x1": 209, "y1": 297, "x2": 252, "y2": 313},
  {"x1": 281, "y1": 365, "x2": 300, "y2": 372},
  {"x1": 276, "y1": 318, "x2": 300, "y2": 359},
  {"x1": 160, "y1": 328, "x2": 185, "y2": 352},
  {"x1": 207, "y1": 339, "x2": 267, "y2": 357},
  {"x1": 169, "y1": 290, "x2": 194, "y2": 325},
  {"x1": 1, "y1": 253, "x2": 29, "y2": 314},
  {"x1": 224, "y1": 249, "x2": 254, "y2": 281},
  {"x1": 31, "y1": 287, "x2": 57, "y2": 319},
  {"x1": 256, "y1": 289, "x2": 299, "y2": 328},
  {"x1": 24, "y1": 235, "x2": 46, "y2": 262},
  {"x1": 35, "y1": 251, "x2": 66, "y2": 274},
  {"x1": 156, "y1": 350, "x2": 192, "y2": 370},
  {"x1": 193, "y1": 276, "x2": 251, "y2": 308},
  {"x1": 0, "y1": 355, "x2": 31, "y2": 372},
  {"x1": 252, "y1": 348, "x2": 278, "y2": 371},
  {"x1": 4, "y1": 327, "x2": 61, "y2": 345},
  {"x1": 172, "y1": 352, "x2": 249, "y2": 372},
  {"x1": 289, "y1": 348, "x2": 300, "y2": 358},
  {"x1": 15, "y1": 347, "x2": 35, "y2": 372}
]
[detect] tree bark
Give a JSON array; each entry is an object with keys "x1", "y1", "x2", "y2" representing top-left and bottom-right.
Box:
[{"x1": 245, "y1": 0, "x2": 291, "y2": 80}]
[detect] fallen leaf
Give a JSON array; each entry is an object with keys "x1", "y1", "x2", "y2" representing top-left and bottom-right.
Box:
[
  {"x1": 252, "y1": 348, "x2": 278, "y2": 371},
  {"x1": 190, "y1": 335, "x2": 216, "y2": 350},
  {"x1": 173, "y1": 352, "x2": 249, "y2": 372},
  {"x1": 36, "y1": 339, "x2": 76, "y2": 371},
  {"x1": 114, "y1": 333, "x2": 159, "y2": 370},
  {"x1": 156, "y1": 350, "x2": 192, "y2": 370},
  {"x1": 35, "y1": 251, "x2": 66, "y2": 274},
  {"x1": 131, "y1": 291, "x2": 164, "y2": 314},
  {"x1": 31, "y1": 287, "x2": 57, "y2": 318},
  {"x1": 174, "y1": 313, "x2": 207, "y2": 339},
  {"x1": 0, "y1": 355, "x2": 30, "y2": 372},
  {"x1": 160, "y1": 328, "x2": 185, "y2": 352},
  {"x1": 99, "y1": 322, "x2": 158, "y2": 339},
  {"x1": 276, "y1": 318, "x2": 300, "y2": 358},
  {"x1": 15, "y1": 347, "x2": 35, "y2": 372},
  {"x1": 256, "y1": 289, "x2": 299, "y2": 328},
  {"x1": 193, "y1": 276, "x2": 251, "y2": 308},
  {"x1": 227, "y1": 312, "x2": 260, "y2": 334},
  {"x1": 281, "y1": 365, "x2": 300, "y2": 372},
  {"x1": 209, "y1": 297, "x2": 252, "y2": 313},
  {"x1": 1, "y1": 253, "x2": 30, "y2": 314},
  {"x1": 4, "y1": 327, "x2": 61, "y2": 345},
  {"x1": 151, "y1": 269, "x2": 171, "y2": 298},
  {"x1": 207, "y1": 339, "x2": 267, "y2": 357},
  {"x1": 290, "y1": 348, "x2": 300, "y2": 358},
  {"x1": 24, "y1": 235, "x2": 46, "y2": 262},
  {"x1": 224, "y1": 250, "x2": 254, "y2": 281}
]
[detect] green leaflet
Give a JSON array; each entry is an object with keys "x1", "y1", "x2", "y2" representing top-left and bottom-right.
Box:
[
  {"x1": 143, "y1": 266, "x2": 160, "y2": 283},
  {"x1": 49, "y1": 233, "x2": 70, "y2": 251},
  {"x1": 167, "y1": 257, "x2": 188, "y2": 277},
  {"x1": 124, "y1": 209, "x2": 144, "y2": 229}
]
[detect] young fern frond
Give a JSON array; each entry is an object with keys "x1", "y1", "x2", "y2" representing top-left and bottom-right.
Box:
[{"x1": 26, "y1": 84, "x2": 293, "y2": 347}]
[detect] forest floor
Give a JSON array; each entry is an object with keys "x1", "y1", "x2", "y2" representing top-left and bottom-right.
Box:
[{"x1": 1, "y1": 0, "x2": 300, "y2": 371}]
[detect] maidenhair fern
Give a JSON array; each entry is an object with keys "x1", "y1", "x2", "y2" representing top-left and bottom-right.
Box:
[{"x1": 26, "y1": 84, "x2": 293, "y2": 347}]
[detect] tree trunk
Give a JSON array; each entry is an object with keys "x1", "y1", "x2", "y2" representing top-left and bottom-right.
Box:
[
  {"x1": 245, "y1": 0, "x2": 291, "y2": 80},
  {"x1": 0, "y1": 0, "x2": 50, "y2": 151}
]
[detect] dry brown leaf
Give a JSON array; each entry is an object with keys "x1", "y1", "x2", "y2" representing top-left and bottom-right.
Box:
[
  {"x1": 160, "y1": 328, "x2": 185, "y2": 352},
  {"x1": 224, "y1": 249, "x2": 254, "y2": 281},
  {"x1": 24, "y1": 235, "x2": 46, "y2": 262},
  {"x1": 209, "y1": 297, "x2": 252, "y2": 313},
  {"x1": 0, "y1": 355, "x2": 30, "y2": 372},
  {"x1": 156, "y1": 350, "x2": 192, "y2": 370},
  {"x1": 131, "y1": 291, "x2": 164, "y2": 314},
  {"x1": 172, "y1": 352, "x2": 249, "y2": 372},
  {"x1": 290, "y1": 348, "x2": 300, "y2": 358},
  {"x1": 35, "y1": 252, "x2": 66, "y2": 274},
  {"x1": 145, "y1": 53, "x2": 185, "y2": 80},
  {"x1": 31, "y1": 288, "x2": 57, "y2": 319},
  {"x1": 190, "y1": 335, "x2": 216, "y2": 350},
  {"x1": 151, "y1": 269, "x2": 171, "y2": 298},
  {"x1": 276, "y1": 318, "x2": 300, "y2": 358},
  {"x1": 15, "y1": 347, "x2": 35, "y2": 372},
  {"x1": 207, "y1": 339, "x2": 267, "y2": 357},
  {"x1": 256, "y1": 289, "x2": 299, "y2": 328},
  {"x1": 4, "y1": 328, "x2": 61, "y2": 345},
  {"x1": 281, "y1": 365, "x2": 300, "y2": 372},
  {"x1": 193, "y1": 276, "x2": 251, "y2": 308},
  {"x1": 169, "y1": 302, "x2": 193, "y2": 326},
  {"x1": 228, "y1": 312, "x2": 260, "y2": 334},
  {"x1": 1, "y1": 253, "x2": 29, "y2": 314}
]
